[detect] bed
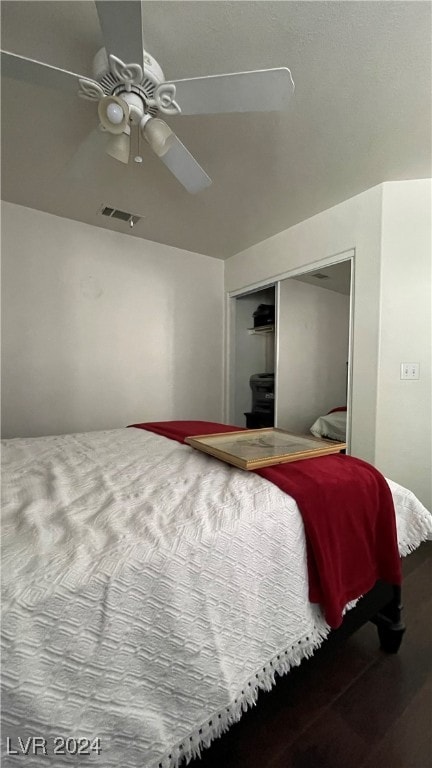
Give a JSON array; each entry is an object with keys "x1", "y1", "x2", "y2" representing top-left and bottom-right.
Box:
[
  {"x1": 2, "y1": 421, "x2": 431, "y2": 768},
  {"x1": 310, "y1": 406, "x2": 347, "y2": 442}
]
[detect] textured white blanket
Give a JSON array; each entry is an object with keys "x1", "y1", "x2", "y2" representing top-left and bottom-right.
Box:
[{"x1": 2, "y1": 428, "x2": 431, "y2": 768}]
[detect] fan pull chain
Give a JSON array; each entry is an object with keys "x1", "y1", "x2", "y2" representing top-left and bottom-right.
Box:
[{"x1": 134, "y1": 125, "x2": 143, "y2": 164}]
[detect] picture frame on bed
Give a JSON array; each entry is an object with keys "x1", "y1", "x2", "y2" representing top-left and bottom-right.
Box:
[{"x1": 185, "y1": 428, "x2": 346, "y2": 470}]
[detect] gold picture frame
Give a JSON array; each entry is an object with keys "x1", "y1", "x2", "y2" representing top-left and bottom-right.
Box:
[{"x1": 185, "y1": 428, "x2": 346, "y2": 470}]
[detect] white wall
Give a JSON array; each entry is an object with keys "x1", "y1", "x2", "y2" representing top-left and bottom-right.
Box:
[
  {"x1": 276, "y1": 279, "x2": 349, "y2": 434},
  {"x1": 225, "y1": 181, "x2": 431, "y2": 508},
  {"x1": 1, "y1": 202, "x2": 224, "y2": 438},
  {"x1": 375, "y1": 180, "x2": 431, "y2": 507}
]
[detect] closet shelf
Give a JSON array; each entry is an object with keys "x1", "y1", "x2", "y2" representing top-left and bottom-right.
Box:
[{"x1": 247, "y1": 324, "x2": 275, "y2": 335}]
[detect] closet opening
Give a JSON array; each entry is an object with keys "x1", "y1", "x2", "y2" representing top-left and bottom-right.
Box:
[
  {"x1": 230, "y1": 284, "x2": 276, "y2": 429},
  {"x1": 228, "y1": 255, "x2": 353, "y2": 451}
]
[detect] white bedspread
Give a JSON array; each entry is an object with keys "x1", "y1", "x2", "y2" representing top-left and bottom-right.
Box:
[{"x1": 2, "y1": 428, "x2": 431, "y2": 768}]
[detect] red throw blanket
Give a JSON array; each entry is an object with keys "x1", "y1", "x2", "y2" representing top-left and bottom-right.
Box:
[{"x1": 130, "y1": 421, "x2": 401, "y2": 628}]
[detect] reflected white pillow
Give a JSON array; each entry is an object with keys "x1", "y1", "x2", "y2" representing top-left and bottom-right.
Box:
[{"x1": 310, "y1": 410, "x2": 347, "y2": 441}]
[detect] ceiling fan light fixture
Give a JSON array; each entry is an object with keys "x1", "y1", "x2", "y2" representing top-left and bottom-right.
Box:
[
  {"x1": 142, "y1": 117, "x2": 174, "y2": 157},
  {"x1": 106, "y1": 101, "x2": 124, "y2": 124},
  {"x1": 105, "y1": 128, "x2": 130, "y2": 164},
  {"x1": 122, "y1": 92, "x2": 146, "y2": 124},
  {"x1": 98, "y1": 95, "x2": 129, "y2": 134}
]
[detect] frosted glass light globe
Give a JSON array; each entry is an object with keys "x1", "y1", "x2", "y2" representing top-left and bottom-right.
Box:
[
  {"x1": 143, "y1": 118, "x2": 173, "y2": 157},
  {"x1": 106, "y1": 102, "x2": 124, "y2": 125}
]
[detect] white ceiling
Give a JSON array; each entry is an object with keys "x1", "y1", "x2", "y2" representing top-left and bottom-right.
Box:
[
  {"x1": 293, "y1": 260, "x2": 351, "y2": 295},
  {"x1": 1, "y1": 1, "x2": 431, "y2": 259}
]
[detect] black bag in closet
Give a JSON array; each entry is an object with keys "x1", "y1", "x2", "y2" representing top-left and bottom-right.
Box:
[{"x1": 252, "y1": 304, "x2": 275, "y2": 328}]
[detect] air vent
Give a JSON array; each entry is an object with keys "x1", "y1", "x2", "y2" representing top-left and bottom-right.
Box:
[
  {"x1": 111, "y1": 209, "x2": 130, "y2": 222},
  {"x1": 100, "y1": 206, "x2": 141, "y2": 228},
  {"x1": 311, "y1": 272, "x2": 330, "y2": 280}
]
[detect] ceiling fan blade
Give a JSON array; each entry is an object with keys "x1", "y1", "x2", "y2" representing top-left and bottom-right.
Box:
[
  {"x1": 1, "y1": 50, "x2": 85, "y2": 92},
  {"x1": 151, "y1": 132, "x2": 212, "y2": 194},
  {"x1": 63, "y1": 128, "x2": 111, "y2": 183},
  {"x1": 95, "y1": 1, "x2": 144, "y2": 70},
  {"x1": 163, "y1": 68, "x2": 294, "y2": 115}
]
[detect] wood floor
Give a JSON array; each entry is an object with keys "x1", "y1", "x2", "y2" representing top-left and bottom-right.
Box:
[{"x1": 192, "y1": 542, "x2": 432, "y2": 768}]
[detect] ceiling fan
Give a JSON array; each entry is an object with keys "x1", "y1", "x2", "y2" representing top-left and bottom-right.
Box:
[{"x1": 1, "y1": 0, "x2": 295, "y2": 194}]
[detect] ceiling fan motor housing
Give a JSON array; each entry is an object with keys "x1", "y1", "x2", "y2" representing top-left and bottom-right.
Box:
[
  {"x1": 91, "y1": 48, "x2": 164, "y2": 119},
  {"x1": 92, "y1": 47, "x2": 165, "y2": 88}
]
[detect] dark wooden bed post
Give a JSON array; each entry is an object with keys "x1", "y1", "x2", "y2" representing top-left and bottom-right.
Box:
[
  {"x1": 334, "y1": 581, "x2": 405, "y2": 654},
  {"x1": 371, "y1": 585, "x2": 406, "y2": 654}
]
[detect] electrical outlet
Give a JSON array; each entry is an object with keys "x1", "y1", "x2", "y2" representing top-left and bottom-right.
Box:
[{"x1": 400, "y1": 363, "x2": 420, "y2": 380}]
